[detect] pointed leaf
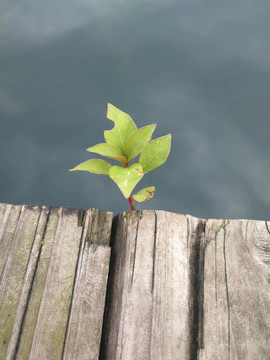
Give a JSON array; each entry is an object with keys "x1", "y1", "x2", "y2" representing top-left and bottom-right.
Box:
[
  {"x1": 139, "y1": 134, "x2": 171, "y2": 173},
  {"x1": 104, "y1": 103, "x2": 137, "y2": 150},
  {"x1": 87, "y1": 143, "x2": 127, "y2": 165},
  {"x1": 69, "y1": 159, "x2": 111, "y2": 175},
  {"x1": 109, "y1": 163, "x2": 144, "y2": 198},
  {"x1": 123, "y1": 124, "x2": 156, "y2": 162},
  {"x1": 133, "y1": 186, "x2": 155, "y2": 203}
]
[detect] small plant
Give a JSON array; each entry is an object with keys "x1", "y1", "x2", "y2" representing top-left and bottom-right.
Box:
[{"x1": 70, "y1": 103, "x2": 171, "y2": 211}]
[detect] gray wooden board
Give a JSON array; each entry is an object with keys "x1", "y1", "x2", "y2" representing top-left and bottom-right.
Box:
[
  {"x1": 198, "y1": 219, "x2": 270, "y2": 360},
  {"x1": 63, "y1": 209, "x2": 112, "y2": 360},
  {"x1": 100, "y1": 210, "x2": 204, "y2": 360},
  {"x1": 1, "y1": 202, "x2": 270, "y2": 359},
  {"x1": 0, "y1": 204, "x2": 41, "y2": 360},
  {"x1": 100, "y1": 211, "x2": 270, "y2": 360},
  {"x1": 0, "y1": 203, "x2": 112, "y2": 360}
]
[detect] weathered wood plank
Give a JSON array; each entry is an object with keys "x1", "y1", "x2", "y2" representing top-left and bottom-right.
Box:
[
  {"x1": 28, "y1": 208, "x2": 112, "y2": 360},
  {"x1": 0, "y1": 204, "x2": 113, "y2": 360},
  {"x1": 6, "y1": 206, "x2": 49, "y2": 360},
  {"x1": 100, "y1": 210, "x2": 202, "y2": 360},
  {"x1": 0, "y1": 204, "x2": 22, "y2": 292},
  {"x1": 0, "y1": 204, "x2": 41, "y2": 359},
  {"x1": 1, "y1": 202, "x2": 270, "y2": 359},
  {"x1": 27, "y1": 207, "x2": 83, "y2": 359},
  {"x1": 63, "y1": 209, "x2": 112, "y2": 360},
  {"x1": 15, "y1": 206, "x2": 61, "y2": 359},
  {"x1": 198, "y1": 219, "x2": 270, "y2": 360}
]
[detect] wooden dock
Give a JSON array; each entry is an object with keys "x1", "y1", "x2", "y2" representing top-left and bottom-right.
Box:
[{"x1": 0, "y1": 202, "x2": 270, "y2": 359}]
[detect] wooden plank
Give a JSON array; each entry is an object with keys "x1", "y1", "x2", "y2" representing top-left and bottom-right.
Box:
[
  {"x1": 6, "y1": 206, "x2": 50, "y2": 360},
  {"x1": 100, "y1": 210, "x2": 203, "y2": 360},
  {"x1": 0, "y1": 205, "x2": 41, "y2": 359},
  {"x1": 15, "y1": 206, "x2": 60, "y2": 359},
  {"x1": 0, "y1": 203, "x2": 8, "y2": 231},
  {"x1": 198, "y1": 219, "x2": 270, "y2": 360},
  {"x1": 26, "y1": 207, "x2": 87, "y2": 359},
  {"x1": 1, "y1": 202, "x2": 270, "y2": 359},
  {"x1": 0, "y1": 204, "x2": 22, "y2": 289},
  {"x1": 0, "y1": 204, "x2": 113, "y2": 360},
  {"x1": 63, "y1": 209, "x2": 112, "y2": 360}
]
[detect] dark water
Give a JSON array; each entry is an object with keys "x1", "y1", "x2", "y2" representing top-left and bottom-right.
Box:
[{"x1": 1, "y1": 0, "x2": 270, "y2": 220}]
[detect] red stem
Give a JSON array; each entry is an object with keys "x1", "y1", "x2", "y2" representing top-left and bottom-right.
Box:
[
  {"x1": 128, "y1": 196, "x2": 136, "y2": 211},
  {"x1": 125, "y1": 162, "x2": 136, "y2": 211}
]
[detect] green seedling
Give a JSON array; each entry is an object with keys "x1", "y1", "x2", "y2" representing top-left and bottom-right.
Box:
[{"x1": 69, "y1": 103, "x2": 171, "y2": 211}]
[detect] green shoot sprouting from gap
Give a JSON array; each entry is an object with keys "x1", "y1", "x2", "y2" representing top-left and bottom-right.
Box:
[{"x1": 70, "y1": 103, "x2": 171, "y2": 211}]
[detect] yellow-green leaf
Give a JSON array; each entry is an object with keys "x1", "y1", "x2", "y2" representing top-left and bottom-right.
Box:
[
  {"x1": 123, "y1": 124, "x2": 156, "y2": 162},
  {"x1": 108, "y1": 163, "x2": 144, "y2": 198},
  {"x1": 104, "y1": 103, "x2": 137, "y2": 150},
  {"x1": 133, "y1": 186, "x2": 155, "y2": 202},
  {"x1": 139, "y1": 134, "x2": 171, "y2": 173},
  {"x1": 69, "y1": 159, "x2": 111, "y2": 175},
  {"x1": 87, "y1": 143, "x2": 127, "y2": 165}
]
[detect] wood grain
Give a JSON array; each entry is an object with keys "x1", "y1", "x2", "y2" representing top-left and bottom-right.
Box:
[
  {"x1": 63, "y1": 209, "x2": 112, "y2": 360},
  {"x1": 100, "y1": 211, "x2": 205, "y2": 360},
  {"x1": 1, "y1": 202, "x2": 270, "y2": 359},
  {"x1": 0, "y1": 203, "x2": 112, "y2": 360},
  {"x1": 198, "y1": 219, "x2": 270, "y2": 360}
]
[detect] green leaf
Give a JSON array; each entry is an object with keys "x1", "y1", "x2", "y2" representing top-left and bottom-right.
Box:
[
  {"x1": 109, "y1": 163, "x2": 144, "y2": 198},
  {"x1": 104, "y1": 103, "x2": 137, "y2": 150},
  {"x1": 139, "y1": 134, "x2": 171, "y2": 173},
  {"x1": 87, "y1": 143, "x2": 127, "y2": 165},
  {"x1": 123, "y1": 124, "x2": 156, "y2": 162},
  {"x1": 69, "y1": 159, "x2": 111, "y2": 175},
  {"x1": 133, "y1": 186, "x2": 155, "y2": 203}
]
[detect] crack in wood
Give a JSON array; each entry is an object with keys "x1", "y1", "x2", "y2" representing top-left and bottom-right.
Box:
[
  {"x1": 244, "y1": 220, "x2": 253, "y2": 261},
  {"x1": 214, "y1": 231, "x2": 218, "y2": 305},
  {"x1": 185, "y1": 215, "x2": 190, "y2": 260},
  {"x1": 148, "y1": 211, "x2": 158, "y2": 359},
  {"x1": 130, "y1": 220, "x2": 139, "y2": 288},
  {"x1": 99, "y1": 213, "x2": 126, "y2": 360},
  {"x1": 265, "y1": 221, "x2": 270, "y2": 236},
  {"x1": 189, "y1": 219, "x2": 206, "y2": 360},
  {"x1": 223, "y1": 227, "x2": 231, "y2": 360},
  {"x1": 61, "y1": 208, "x2": 88, "y2": 359},
  {"x1": 151, "y1": 211, "x2": 157, "y2": 294}
]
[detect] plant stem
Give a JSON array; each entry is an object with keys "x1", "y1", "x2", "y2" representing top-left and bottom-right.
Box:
[
  {"x1": 125, "y1": 162, "x2": 136, "y2": 211},
  {"x1": 128, "y1": 196, "x2": 136, "y2": 211}
]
